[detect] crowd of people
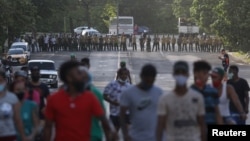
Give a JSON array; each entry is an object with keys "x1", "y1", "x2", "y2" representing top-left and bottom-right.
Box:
[
  {"x1": 11, "y1": 33, "x2": 224, "y2": 53},
  {"x1": 0, "y1": 54, "x2": 249, "y2": 141}
]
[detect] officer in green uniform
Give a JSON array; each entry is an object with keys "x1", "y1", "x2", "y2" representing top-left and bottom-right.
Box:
[
  {"x1": 171, "y1": 35, "x2": 176, "y2": 52},
  {"x1": 161, "y1": 35, "x2": 166, "y2": 51}
]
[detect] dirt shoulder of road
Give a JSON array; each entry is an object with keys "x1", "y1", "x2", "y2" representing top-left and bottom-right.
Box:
[{"x1": 228, "y1": 52, "x2": 250, "y2": 65}]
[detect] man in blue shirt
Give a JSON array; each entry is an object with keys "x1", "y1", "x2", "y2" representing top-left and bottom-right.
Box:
[{"x1": 191, "y1": 60, "x2": 223, "y2": 125}]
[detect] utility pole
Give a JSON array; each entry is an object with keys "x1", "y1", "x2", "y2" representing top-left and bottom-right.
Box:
[{"x1": 116, "y1": 0, "x2": 119, "y2": 35}]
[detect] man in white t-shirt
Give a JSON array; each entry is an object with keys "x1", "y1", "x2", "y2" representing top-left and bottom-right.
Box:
[{"x1": 156, "y1": 61, "x2": 206, "y2": 141}]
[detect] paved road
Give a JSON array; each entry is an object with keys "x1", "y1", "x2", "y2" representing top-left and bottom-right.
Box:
[{"x1": 23, "y1": 47, "x2": 250, "y2": 126}]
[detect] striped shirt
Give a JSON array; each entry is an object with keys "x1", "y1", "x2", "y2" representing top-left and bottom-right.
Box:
[{"x1": 191, "y1": 84, "x2": 219, "y2": 124}]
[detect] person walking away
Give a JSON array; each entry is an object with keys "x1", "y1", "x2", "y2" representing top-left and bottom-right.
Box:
[
  {"x1": 120, "y1": 64, "x2": 163, "y2": 141},
  {"x1": 0, "y1": 69, "x2": 28, "y2": 141},
  {"x1": 43, "y1": 61, "x2": 116, "y2": 141},
  {"x1": 104, "y1": 68, "x2": 131, "y2": 133},
  {"x1": 228, "y1": 65, "x2": 250, "y2": 124},
  {"x1": 12, "y1": 81, "x2": 39, "y2": 141},
  {"x1": 191, "y1": 61, "x2": 223, "y2": 125},
  {"x1": 139, "y1": 35, "x2": 144, "y2": 51},
  {"x1": 218, "y1": 49, "x2": 229, "y2": 72},
  {"x1": 211, "y1": 67, "x2": 246, "y2": 124},
  {"x1": 156, "y1": 61, "x2": 206, "y2": 141}
]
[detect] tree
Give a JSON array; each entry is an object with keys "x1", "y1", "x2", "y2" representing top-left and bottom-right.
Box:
[{"x1": 172, "y1": 0, "x2": 193, "y2": 18}]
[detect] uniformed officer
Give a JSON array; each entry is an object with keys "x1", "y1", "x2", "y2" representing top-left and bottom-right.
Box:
[
  {"x1": 146, "y1": 35, "x2": 151, "y2": 52},
  {"x1": 114, "y1": 35, "x2": 119, "y2": 51},
  {"x1": 99, "y1": 35, "x2": 103, "y2": 51},
  {"x1": 199, "y1": 37, "x2": 204, "y2": 52},
  {"x1": 166, "y1": 34, "x2": 171, "y2": 51},
  {"x1": 139, "y1": 35, "x2": 145, "y2": 51},
  {"x1": 132, "y1": 34, "x2": 137, "y2": 51},
  {"x1": 182, "y1": 35, "x2": 187, "y2": 52},
  {"x1": 188, "y1": 35, "x2": 193, "y2": 52},
  {"x1": 79, "y1": 35, "x2": 85, "y2": 51},
  {"x1": 156, "y1": 34, "x2": 160, "y2": 51},
  {"x1": 161, "y1": 35, "x2": 166, "y2": 51},
  {"x1": 194, "y1": 35, "x2": 200, "y2": 52},
  {"x1": 171, "y1": 35, "x2": 176, "y2": 52},
  {"x1": 177, "y1": 36, "x2": 182, "y2": 52},
  {"x1": 103, "y1": 35, "x2": 108, "y2": 51}
]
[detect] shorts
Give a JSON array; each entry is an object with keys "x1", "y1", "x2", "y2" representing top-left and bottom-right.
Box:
[
  {"x1": 222, "y1": 116, "x2": 235, "y2": 124},
  {"x1": 231, "y1": 112, "x2": 246, "y2": 125},
  {"x1": 110, "y1": 114, "x2": 130, "y2": 128}
]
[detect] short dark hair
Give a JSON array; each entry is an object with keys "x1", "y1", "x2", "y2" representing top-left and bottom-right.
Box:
[
  {"x1": 59, "y1": 60, "x2": 80, "y2": 84},
  {"x1": 229, "y1": 65, "x2": 239, "y2": 73},
  {"x1": 140, "y1": 64, "x2": 157, "y2": 77},
  {"x1": 81, "y1": 58, "x2": 90, "y2": 66},
  {"x1": 193, "y1": 60, "x2": 211, "y2": 72},
  {"x1": 0, "y1": 69, "x2": 6, "y2": 79}
]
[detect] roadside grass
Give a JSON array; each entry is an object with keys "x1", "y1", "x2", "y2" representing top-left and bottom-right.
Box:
[{"x1": 232, "y1": 51, "x2": 250, "y2": 64}]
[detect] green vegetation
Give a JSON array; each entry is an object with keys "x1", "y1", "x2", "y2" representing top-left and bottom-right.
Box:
[
  {"x1": 0, "y1": 0, "x2": 249, "y2": 52},
  {"x1": 232, "y1": 51, "x2": 250, "y2": 64}
]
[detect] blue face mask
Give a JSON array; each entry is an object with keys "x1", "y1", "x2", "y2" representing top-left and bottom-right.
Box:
[{"x1": 0, "y1": 84, "x2": 6, "y2": 92}]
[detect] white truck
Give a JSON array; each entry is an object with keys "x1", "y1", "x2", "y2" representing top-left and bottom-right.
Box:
[
  {"x1": 109, "y1": 16, "x2": 134, "y2": 36},
  {"x1": 178, "y1": 17, "x2": 199, "y2": 34}
]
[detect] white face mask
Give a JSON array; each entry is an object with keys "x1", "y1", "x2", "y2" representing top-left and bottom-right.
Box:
[
  {"x1": 174, "y1": 75, "x2": 188, "y2": 86},
  {"x1": 118, "y1": 78, "x2": 126, "y2": 84},
  {"x1": 228, "y1": 73, "x2": 233, "y2": 79}
]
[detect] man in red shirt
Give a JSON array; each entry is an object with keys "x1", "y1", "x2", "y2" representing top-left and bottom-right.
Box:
[{"x1": 43, "y1": 61, "x2": 115, "y2": 141}]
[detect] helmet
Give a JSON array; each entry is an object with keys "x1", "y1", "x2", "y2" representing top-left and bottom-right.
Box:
[{"x1": 120, "y1": 61, "x2": 126, "y2": 68}]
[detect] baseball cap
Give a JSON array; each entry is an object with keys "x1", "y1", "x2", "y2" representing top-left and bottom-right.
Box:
[
  {"x1": 211, "y1": 67, "x2": 225, "y2": 77},
  {"x1": 173, "y1": 61, "x2": 189, "y2": 72},
  {"x1": 14, "y1": 70, "x2": 28, "y2": 78},
  {"x1": 30, "y1": 66, "x2": 40, "y2": 71}
]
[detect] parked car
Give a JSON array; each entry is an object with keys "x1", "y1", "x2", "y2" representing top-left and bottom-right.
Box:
[
  {"x1": 74, "y1": 26, "x2": 94, "y2": 34},
  {"x1": 82, "y1": 29, "x2": 101, "y2": 36},
  {"x1": 7, "y1": 48, "x2": 28, "y2": 65},
  {"x1": 28, "y1": 60, "x2": 58, "y2": 88},
  {"x1": 138, "y1": 26, "x2": 150, "y2": 34},
  {"x1": 10, "y1": 42, "x2": 31, "y2": 60}
]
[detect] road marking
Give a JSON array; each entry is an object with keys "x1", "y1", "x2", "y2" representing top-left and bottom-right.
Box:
[{"x1": 114, "y1": 51, "x2": 121, "y2": 80}]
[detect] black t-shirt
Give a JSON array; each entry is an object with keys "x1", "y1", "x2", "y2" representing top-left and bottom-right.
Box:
[
  {"x1": 228, "y1": 78, "x2": 250, "y2": 112},
  {"x1": 28, "y1": 82, "x2": 50, "y2": 119},
  {"x1": 222, "y1": 54, "x2": 229, "y2": 66}
]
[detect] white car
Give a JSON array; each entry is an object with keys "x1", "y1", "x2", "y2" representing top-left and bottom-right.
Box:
[
  {"x1": 28, "y1": 60, "x2": 58, "y2": 88},
  {"x1": 10, "y1": 42, "x2": 31, "y2": 60},
  {"x1": 82, "y1": 29, "x2": 101, "y2": 36},
  {"x1": 7, "y1": 48, "x2": 28, "y2": 65},
  {"x1": 74, "y1": 26, "x2": 93, "y2": 34}
]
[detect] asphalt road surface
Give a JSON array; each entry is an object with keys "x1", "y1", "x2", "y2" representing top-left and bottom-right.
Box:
[{"x1": 12, "y1": 42, "x2": 250, "y2": 140}]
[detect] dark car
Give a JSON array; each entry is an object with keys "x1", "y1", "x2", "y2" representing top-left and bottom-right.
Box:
[{"x1": 138, "y1": 26, "x2": 150, "y2": 34}]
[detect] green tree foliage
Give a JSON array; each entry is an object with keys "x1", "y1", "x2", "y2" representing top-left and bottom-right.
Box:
[
  {"x1": 172, "y1": 0, "x2": 193, "y2": 18},
  {"x1": 191, "y1": 0, "x2": 250, "y2": 51}
]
